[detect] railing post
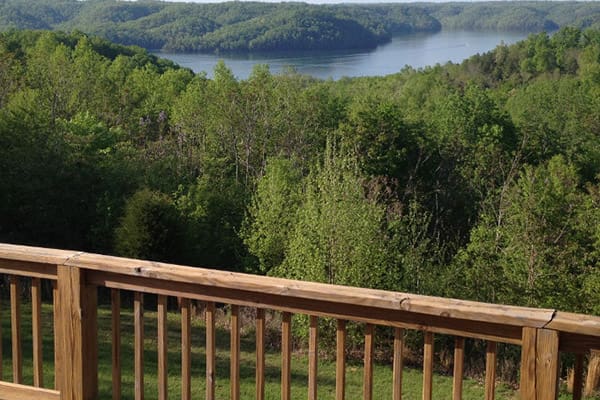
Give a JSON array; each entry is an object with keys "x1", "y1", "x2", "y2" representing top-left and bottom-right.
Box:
[
  {"x1": 520, "y1": 327, "x2": 559, "y2": 400},
  {"x1": 56, "y1": 265, "x2": 98, "y2": 400}
]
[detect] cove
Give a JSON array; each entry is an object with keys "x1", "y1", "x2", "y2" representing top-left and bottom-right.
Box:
[{"x1": 154, "y1": 30, "x2": 529, "y2": 80}]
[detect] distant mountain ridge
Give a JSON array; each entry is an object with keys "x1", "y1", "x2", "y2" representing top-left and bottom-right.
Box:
[{"x1": 0, "y1": 0, "x2": 599, "y2": 52}]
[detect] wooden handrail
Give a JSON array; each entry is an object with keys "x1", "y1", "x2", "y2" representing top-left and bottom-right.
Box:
[
  {"x1": 0, "y1": 244, "x2": 558, "y2": 325},
  {"x1": 0, "y1": 243, "x2": 599, "y2": 400},
  {"x1": 66, "y1": 252, "x2": 556, "y2": 327}
]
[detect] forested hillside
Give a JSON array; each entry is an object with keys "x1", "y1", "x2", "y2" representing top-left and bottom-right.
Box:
[
  {"x1": 0, "y1": 28, "x2": 598, "y2": 319},
  {"x1": 0, "y1": 1, "x2": 599, "y2": 52}
]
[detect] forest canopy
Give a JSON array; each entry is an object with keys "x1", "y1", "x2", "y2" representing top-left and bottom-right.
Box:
[
  {"x1": 0, "y1": 27, "x2": 598, "y2": 318},
  {"x1": 0, "y1": 1, "x2": 600, "y2": 52}
]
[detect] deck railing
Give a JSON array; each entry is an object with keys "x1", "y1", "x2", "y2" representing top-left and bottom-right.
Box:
[{"x1": 0, "y1": 243, "x2": 598, "y2": 400}]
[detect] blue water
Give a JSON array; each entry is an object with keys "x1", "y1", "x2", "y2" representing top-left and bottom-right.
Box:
[{"x1": 154, "y1": 30, "x2": 528, "y2": 80}]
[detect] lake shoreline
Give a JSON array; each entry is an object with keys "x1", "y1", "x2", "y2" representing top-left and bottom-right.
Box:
[{"x1": 153, "y1": 30, "x2": 529, "y2": 80}]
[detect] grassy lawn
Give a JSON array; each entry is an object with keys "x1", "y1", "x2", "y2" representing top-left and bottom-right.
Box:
[
  {"x1": 97, "y1": 302, "x2": 518, "y2": 400},
  {"x1": 0, "y1": 298, "x2": 595, "y2": 399}
]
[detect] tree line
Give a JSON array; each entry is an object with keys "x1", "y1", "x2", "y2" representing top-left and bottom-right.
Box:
[
  {"x1": 1, "y1": 1, "x2": 600, "y2": 53},
  {"x1": 1, "y1": 27, "x2": 598, "y2": 316}
]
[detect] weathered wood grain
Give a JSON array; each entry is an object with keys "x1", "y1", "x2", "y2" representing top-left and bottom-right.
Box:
[
  {"x1": 393, "y1": 328, "x2": 404, "y2": 400},
  {"x1": 86, "y1": 270, "x2": 524, "y2": 344},
  {"x1": 52, "y1": 281, "x2": 59, "y2": 390},
  {"x1": 536, "y1": 329, "x2": 559, "y2": 400},
  {"x1": 520, "y1": 327, "x2": 537, "y2": 399},
  {"x1": 0, "y1": 259, "x2": 56, "y2": 280},
  {"x1": 157, "y1": 295, "x2": 168, "y2": 400},
  {"x1": 134, "y1": 292, "x2": 144, "y2": 400},
  {"x1": 255, "y1": 308, "x2": 265, "y2": 400},
  {"x1": 10, "y1": 276, "x2": 22, "y2": 384},
  {"x1": 423, "y1": 332, "x2": 433, "y2": 400},
  {"x1": 112, "y1": 289, "x2": 121, "y2": 400},
  {"x1": 485, "y1": 341, "x2": 497, "y2": 400},
  {"x1": 309, "y1": 316, "x2": 318, "y2": 400},
  {"x1": 282, "y1": 312, "x2": 292, "y2": 400},
  {"x1": 0, "y1": 244, "x2": 78, "y2": 266},
  {"x1": 547, "y1": 312, "x2": 600, "y2": 337},
  {"x1": 336, "y1": 320, "x2": 346, "y2": 400},
  {"x1": 363, "y1": 324, "x2": 374, "y2": 400},
  {"x1": 31, "y1": 278, "x2": 43, "y2": 388},
  {"x1": 206, "y1": 302, "x2": 216, "y2": 400},
  {"x1": 63, "y1": 250, "x2": 555, "y2": 328},
  {"x1": 180, "y1": 298, "x2": 191, "y2": 400},
  {"x1": 0, "y1": 295, "x2": 2, "y2": 380},
  {"x1": 0, "y1": 382, "x2": 60, "y2": 400},
  {"x1": 452, "y1": 337, "x2": 465, "y2": 400},
  {"x1": 56, "y1": 265, "x2": 98, "y2": 400},
  {"x1": 230, "y1": 305, "x2": 240, "y2": 400}
]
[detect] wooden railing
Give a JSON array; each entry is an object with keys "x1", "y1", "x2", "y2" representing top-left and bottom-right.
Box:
[{"x1": 0, "y1": 243, "x2": 598, "y2": 400}]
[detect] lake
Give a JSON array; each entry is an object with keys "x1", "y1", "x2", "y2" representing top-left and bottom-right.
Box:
[{"x1": 154, "y1": 30, "x2": 529, "y2": 80}]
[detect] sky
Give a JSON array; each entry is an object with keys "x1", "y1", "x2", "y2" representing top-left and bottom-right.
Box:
[{"x1": 158, "y1": 0, "x2": 497, "y2": 3}]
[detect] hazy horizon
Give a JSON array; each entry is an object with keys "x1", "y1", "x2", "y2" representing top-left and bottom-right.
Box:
[{"x1": 158, "y1": 0, "x2": 552, "y2": 3}]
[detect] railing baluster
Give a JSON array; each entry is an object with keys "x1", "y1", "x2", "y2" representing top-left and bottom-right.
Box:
[
  {"x1": 281, "y1": 312, "x2": 292, "y2": 400},
  {"x1": 393, "y1": 328, "x2": 404, "y2": 400},
  {"x1": 52, "y1": 280, "x2": 58, "y2": 389},
  {"x1": 181, "y1": 298, "x2": 191, "y2": 400},
  {"x1": 572, "y1": 353, "x2": 584, "y2": 400},
  {"x1": 231, "y1": 305, "x2": 240, "y2": 400},
  {"x1": 308, "y1": 316, "x2": 318, "y2": 400},
  {"x1": 452, "y1": 337, "x2": 465, "y2": 400},
  {"x1": 134, "y1": 292, "x2": 144, "y2": 400},
  {"x1": 423, "y1": 332, "x2": 434, "y2": 400},
  {"x1": 158, "y1": 295, "x2": 168, "y2": 400},
  {"x1": 363, "y1": 324, "x2": 374, "y2": 400},
  {"x1": 256, "y1": 308, "x2": 265, "y2": 400},
  {"x1": 112, "y1": 289, "x2": 121, "y2": 400},
  {"x1": 206, "y1": 301, "x2": 216, "y2": 400},
  {"x1": 31, "y1": 278, "x2": 43, "y2": 387},
  {"x1": 336, "y1": 320, "x2": 346, "y2": 400},
  {"x1": 10, "y1": 276, "x2": 22, "y2": 384},
  {"x1": 0, "y1": 293, "x2": 2, "y2": 380},
  {"x1": 485, "y1": 341, "x2": 497, "y2": 400}
]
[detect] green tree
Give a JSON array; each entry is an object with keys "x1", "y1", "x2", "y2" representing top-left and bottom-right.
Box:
[
  {"x1": 339, "y1": 98, "x2": 417, "y2": 181},
  {"x1": 25, "y1": 32, "x2": 75, "y2": 124},
  {"x1": 276, "y1": 143, "x2": 396, "y2": 290},
  {"x1": 388, "y1": 200, "x2": 445, "y2": 296},
  {"x1": 453, "y1": 156, "x2": 595, "y2": 310},
  {"x1": 241, "y1": 156, "x2": 303, "y2": 274},
  {"x1": 115, "y1": 189, "x2": 185, "y2": 263},
  {"x1": 581, "y1": 182, "x2": 600, "y2": 315},
  {"x1": 579, "y1": 42, "x2": 600, "y2": 83},
  {"x1": 204, "y1": 61, "x2": 245, "y2": 183},
  {"x1": 0, "y1": 39, "x2": 22, "y2": 108},
  {"x1": 176, "y1": 167, "x2": 247, "y2": 270},
  {"x1": 424, "y1": 84, "x2": 517, "y2": 244},
  {"x1": 506, "y1": 77, "x2": 600, "y2": 181}
]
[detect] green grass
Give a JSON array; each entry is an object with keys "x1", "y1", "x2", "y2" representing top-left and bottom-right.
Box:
[
  {"x1": 97, "y1": 304, "x2": 516, "y2": 400},
  {"x1": 0, "y1": 300, "x2": 596, "y2": 399}
]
